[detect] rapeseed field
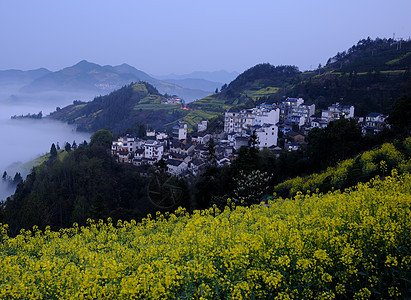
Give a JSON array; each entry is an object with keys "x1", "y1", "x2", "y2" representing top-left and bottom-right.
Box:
[{"x1": 0, "y1": 170, "x2": 410, "y2": 299}]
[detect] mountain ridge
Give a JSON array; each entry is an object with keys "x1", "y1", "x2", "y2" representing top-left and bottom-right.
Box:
[
  {"x1": 152, "y1": 70, "x2": 239, "y2": 84},
  {"x1": 2, "y1": 61, "x2": 210, "y2": 102}
]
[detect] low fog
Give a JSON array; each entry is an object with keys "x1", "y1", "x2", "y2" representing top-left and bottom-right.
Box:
[{"x1": 0, "y1": 86, "x2": 95, "y2": 201}]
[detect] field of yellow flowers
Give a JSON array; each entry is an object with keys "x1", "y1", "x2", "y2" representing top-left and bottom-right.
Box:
[{"x1": 1, "y1": 170, "x2": 410, "y2": 299}]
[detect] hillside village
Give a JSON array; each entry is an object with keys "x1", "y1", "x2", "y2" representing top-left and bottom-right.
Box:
[{"x1": 112, "y1": 97, "x2": 389, "y2": 176}]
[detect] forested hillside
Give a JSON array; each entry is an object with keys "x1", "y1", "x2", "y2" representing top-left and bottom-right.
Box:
[
  {"x1": 49, "y1": 82, "x2": 190, "y2": 133},
  {"x1": 188, "y1": 64, "x2": 300, "y2": 111},
  {"x1": 189, "y1": 37, "x2": 411, "y2": 116}
]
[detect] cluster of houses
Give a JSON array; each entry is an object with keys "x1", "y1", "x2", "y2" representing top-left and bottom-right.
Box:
[
  {"x1": 112, "y1": 97, "x2": 389, "y2": 176},
  {"x1": 161, "y1": 96, "x2": 183, "y2": 105},
  {"x1": 112, "y1": 121, "x2": 232, "y2": 177},
  {"x1": 224, "y1": 97, "x2": 389, "y2": 152}
]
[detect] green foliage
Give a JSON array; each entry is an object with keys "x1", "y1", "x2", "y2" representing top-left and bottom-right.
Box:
[
  {"x1": 275, "y1": 139, "x2": 411, "y2": 198},
  {"x1": 387, "y1": 94, "x2": 411, "y2": 134},
  {"x1": 307, "y1": 118, "x2": 363, "y2": 169},
  {"x1": 232, "y1": 170, "x2": 272, "y2": 205},
  {"x1": 90, "y1": 129, "x2": 114, "y2": 148}
]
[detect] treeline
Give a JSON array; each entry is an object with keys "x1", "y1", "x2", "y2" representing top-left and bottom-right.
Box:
[
  {"x1": 1, "y1": 171, "x2": 23, "y2": 190},
  {"x1": 10, "y1": 111, "x2": 43, "y2": 119},
  {"x1": 325, "y1": 37, "x2": 411, "y2": 73}
]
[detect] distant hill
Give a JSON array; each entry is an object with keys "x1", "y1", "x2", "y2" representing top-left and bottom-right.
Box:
[
  {"x1": 158, "y1": 78, "x2": 223, "y2": 92},
  {"x1": 189, "y1": 37, "x2": 411, "y2": 116},
  {"x1": 17, "y1": 61, "x2": 210, "y2": 102},
  {"x1": 21, "y1": 60, "x2": 136, "y2": 93},
  {"x1": 0, "y1": 68, "x2": 51, "y2": 85},
  {"x1": 153, "y1": 70, "x2": 239, "y2": 84}
]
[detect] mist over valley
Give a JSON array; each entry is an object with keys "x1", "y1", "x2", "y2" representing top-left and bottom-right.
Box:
[{"x1": 0, "y1": 89, "x2": 92, "y2": 201}]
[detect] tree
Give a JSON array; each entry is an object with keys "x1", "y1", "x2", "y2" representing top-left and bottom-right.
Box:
[
  {"x1": 206, "y1": 138, "x2": 217, "y2": 167},
  {"x1": 215, "y1": 88, "x2": 219, "y2": 94},
  {"x1": 232, "y1": 170, "x2": 272, "y2": 206},
  {"x1": 231, "y1": 131, "x2": 260, "y2": 174},
  {"x1": 221, "y1": 83, "x2": 228, "y2": 91},
  {"x1": 307, "y1": 119, "x2": 362, "y2": 169},
  {"x1": 387, "y1": 95, "x2": 411, "y2": 135},
  {"x1": 90, "y1": 129, "x2": 113, "y2": 148},
  {"x1": 65, "y1": 142, "x2": 71, "y2": 152},
  {"x1": 72, "y1": 141, "x2": 77, "y2": 149},
  {"x1": 248, "y1": 130, "x2": 259, "y2": 153},
  {"x1": 50, "y1": 143, "x2": 57, "y2": 158},
  {"x1": 155, "y1": 158, "x2": 168, "y2": 175},
  {"x1": 13, "y1": 173, "x2": 22, "y2": 185}
]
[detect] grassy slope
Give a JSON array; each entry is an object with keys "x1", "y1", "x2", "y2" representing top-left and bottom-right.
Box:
[{"x1": 19, "y1": 150, "x2": 69, "y2": 174}]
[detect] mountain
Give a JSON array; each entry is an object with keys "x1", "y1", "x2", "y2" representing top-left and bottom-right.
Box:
[
  {"x1": 189, "y1": 37, "x2": 411, "y2": 116},
  {"x1": 153, "y1": 70, "x2": 239, "y2": 84},
  {"x1": 19, "y1": 61, "x2": 211, "y2": 102},
  {"x1": 21, "y1": 60, "x2": 137, "y2": 93},
  {"x1": 158, "y1": 78, "x2": 223, "y2": 92},
  {"x1": 0, "y1": 68, "x2": 51, "y2": 85},
  {"x1": 48, "y1": 82, "x2": 191, "y2": 133}
]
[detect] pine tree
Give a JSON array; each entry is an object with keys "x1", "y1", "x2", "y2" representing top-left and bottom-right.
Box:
[
  {"x1": 65, "y1": 142, "x2": 71, "y2": 152},
  {"x1": 2, "y1": 171, "x2": 7, "y2": 181},
  {"x1": 50, "y1": 143, "x2": 58, "y2": 158},
  {"x1": 13, "y1": 172, "x2": 23, "y2": 185}
]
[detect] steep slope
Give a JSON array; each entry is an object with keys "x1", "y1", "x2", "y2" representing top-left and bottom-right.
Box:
[{"x1": 48, "y1": 82, "x2": 190, "y2": 133}]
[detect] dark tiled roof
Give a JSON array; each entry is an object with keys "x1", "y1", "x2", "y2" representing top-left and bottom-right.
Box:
[
  {"x1": 367, "y1": 112, "x2": 383, "y2": 117},
  {"x1": 166, "y1": 159, "x2": 183, "y2": 167}
]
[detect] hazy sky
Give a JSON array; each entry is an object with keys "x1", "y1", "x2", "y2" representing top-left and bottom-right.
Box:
[{"x1": 1, "y1": 0, "x2": 410, "y2": 75}]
